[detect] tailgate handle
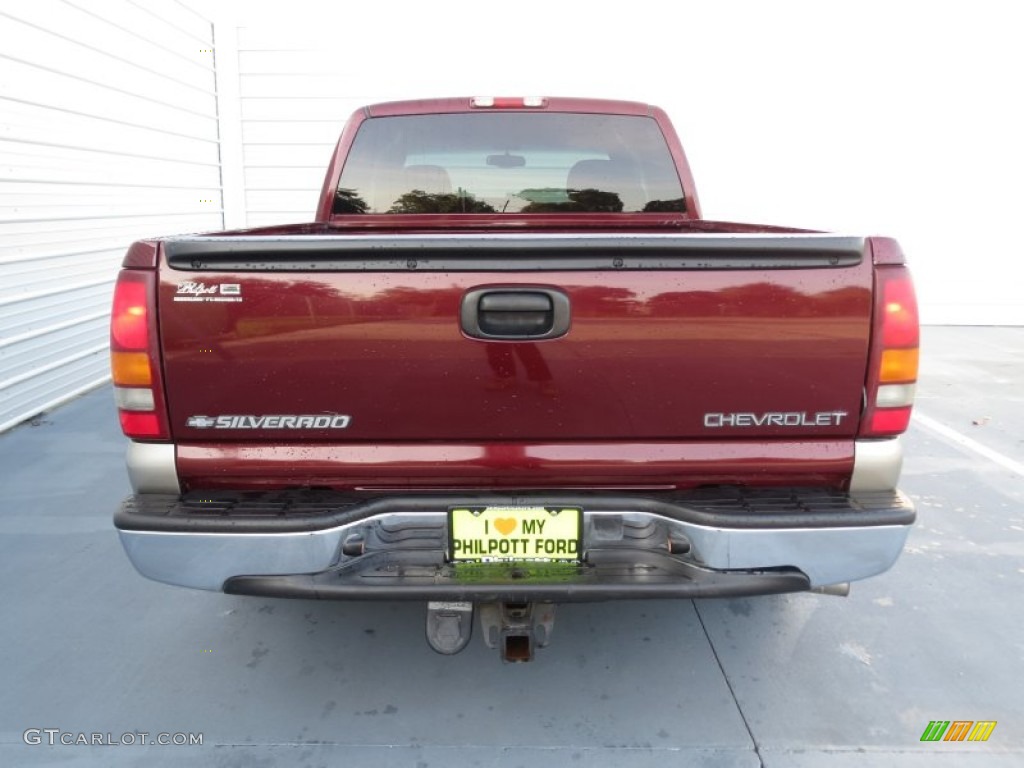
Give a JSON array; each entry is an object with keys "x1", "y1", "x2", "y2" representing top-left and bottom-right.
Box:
[{"x1": 461, "y1": 288, "x2": 570, "y2": 340}]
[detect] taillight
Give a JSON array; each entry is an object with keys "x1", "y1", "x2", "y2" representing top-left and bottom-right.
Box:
[
  {"x1": 860, "y1": 264, "x2": 919, "y2": 437},
  {"x1": 110, "y1": 270, "x2": 169, "y2": 440}
]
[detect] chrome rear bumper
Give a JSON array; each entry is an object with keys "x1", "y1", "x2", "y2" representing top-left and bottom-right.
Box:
[{"x1": 115, "y1": 489, "x2": 914, "y2": 598}]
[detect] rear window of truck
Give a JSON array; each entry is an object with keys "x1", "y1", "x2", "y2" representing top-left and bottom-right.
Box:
[{"x1": 332, "y1": 113, "x2": 686, "y2": 215}]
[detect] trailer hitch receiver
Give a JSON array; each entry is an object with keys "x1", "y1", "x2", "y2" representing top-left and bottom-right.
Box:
[{"x1": 480, "y1": 601, "x2": 556, "y2": 663}]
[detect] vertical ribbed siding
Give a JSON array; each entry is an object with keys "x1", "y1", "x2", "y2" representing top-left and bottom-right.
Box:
[
  {"x1": 233, "y1": 29, "x2": 398, "y2": 228},
  {"x1": 0, "y1": 0, "x2": 222, "y2": 432}
]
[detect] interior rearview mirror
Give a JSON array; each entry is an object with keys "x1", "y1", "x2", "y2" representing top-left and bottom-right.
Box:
[{"x1": 486, "y1": 152, "x2": 526, "y2": 168}]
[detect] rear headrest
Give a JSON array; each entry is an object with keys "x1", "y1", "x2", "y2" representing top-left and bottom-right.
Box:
[
  {"x1": 567, "y1": 159, "x2": 618, "y2": 192},
  {"x1": 401, "y1": 164, "x2": 452, "y2": 195},
  {"x1": 567, "y1": 158, "x2": 646, "y2": 210}
]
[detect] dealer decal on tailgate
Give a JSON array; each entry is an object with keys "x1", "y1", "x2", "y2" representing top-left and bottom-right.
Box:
[{"x1": 449, "y1": 506, "x2": 582, "y2": 563}]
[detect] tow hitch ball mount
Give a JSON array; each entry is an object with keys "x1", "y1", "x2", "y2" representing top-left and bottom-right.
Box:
[{"x1": 425, "y1": 601, "x2": 556, "y2": 662}]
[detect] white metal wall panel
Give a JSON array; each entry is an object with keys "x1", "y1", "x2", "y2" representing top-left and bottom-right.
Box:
[
  {"x1": 0, "y1": 0, "x2": 221, "y2": 432},
  {"x1": 229, "y1": 27, "x2": 399, "y2": 227}
]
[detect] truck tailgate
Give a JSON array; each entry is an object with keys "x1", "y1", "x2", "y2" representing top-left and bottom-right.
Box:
[{"x1": 158, "y1": 233, "x2": 871, "y2": 446}]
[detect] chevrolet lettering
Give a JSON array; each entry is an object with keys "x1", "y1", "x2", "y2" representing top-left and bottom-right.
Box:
[
  {"x1": 111, "y1": 96, "x2": 919, "y2": 662},
  {"x1": 704, "y1": 411, "x2": 849, "y2": 428}
]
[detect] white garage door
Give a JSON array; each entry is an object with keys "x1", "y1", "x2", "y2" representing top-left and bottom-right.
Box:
[{"x1": 0, "y1": 1, "x2": 222, "y2": 432}]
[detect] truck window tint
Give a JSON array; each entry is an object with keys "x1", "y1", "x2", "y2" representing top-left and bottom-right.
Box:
[{"x1": 333, "y1": 113, "x2": 686, "y2": 215}]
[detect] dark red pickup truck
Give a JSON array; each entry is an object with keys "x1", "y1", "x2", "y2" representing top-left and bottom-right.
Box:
[{"x1": 111, "y1": 97, "x2": 918, "y2": 661}]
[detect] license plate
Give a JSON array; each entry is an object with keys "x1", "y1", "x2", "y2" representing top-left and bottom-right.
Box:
[{"x1": 448, "y1": 506, "x2": 582, "y2": 563}]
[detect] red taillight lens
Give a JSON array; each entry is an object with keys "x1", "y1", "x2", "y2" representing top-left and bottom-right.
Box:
[
  {"x1": 118, "y1": 411, "x2": 163, "y2": 438},
  {"x1": 111, "y1": 280, "x2": 149, "y2": 349},
  {"x1": 881, "y1": 276, "x2": 919, "y2": 349},
  {"x1": 110, "y1": 269, "x2": 169, "y2": 440},
  {"x1": 861, "y1": 263, "x2": 919, "y2": 438},
  {"x1": 870, "y1": 407, "x2": 913, "y2": 435}
]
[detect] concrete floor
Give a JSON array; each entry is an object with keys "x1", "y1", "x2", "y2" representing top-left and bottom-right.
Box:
[{"x1": 1, "y1": 326, "x2": 1021, "y2": 767}]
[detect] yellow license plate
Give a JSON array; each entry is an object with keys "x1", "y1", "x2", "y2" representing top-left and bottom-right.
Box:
[{"x1": 448, "y1": 506, "x2": 582, "y2": 563}]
